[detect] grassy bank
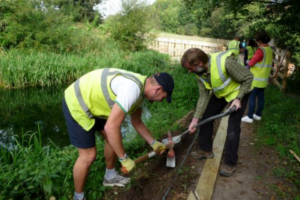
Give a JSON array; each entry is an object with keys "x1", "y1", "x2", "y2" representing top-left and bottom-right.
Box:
[
  {"x1": 256, "y1": 85, "x2": 300, "y2": 198},
  {"x1": 0, "y1": 47, "x2": 199, "y2": 199}
]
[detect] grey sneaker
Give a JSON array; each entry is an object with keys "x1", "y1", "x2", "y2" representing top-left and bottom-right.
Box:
[
  {"x1": 253, "y1": 114, "x2": 261, "y2": 121},
  {"x1": 190, "y1": 150, "x2": 214, "y2": 159},
  {"x1": 103, "y1": 173, "x2": 130, "y2": 187},
  {"x1": 219, "y1": 164, "x2": 237, "y2": 177}
]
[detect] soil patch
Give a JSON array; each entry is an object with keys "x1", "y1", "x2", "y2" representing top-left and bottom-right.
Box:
[{"x1": 103, "y1": 111, "x2": 292, "y2": 200}]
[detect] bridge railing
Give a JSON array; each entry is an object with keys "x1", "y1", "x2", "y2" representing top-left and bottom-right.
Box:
[
  {"x1": 271, "y1": 48, "x2": 292, "y2": 92},
  {"x1": 148, "y1": 33, "x2": 230, "y2": 61}
]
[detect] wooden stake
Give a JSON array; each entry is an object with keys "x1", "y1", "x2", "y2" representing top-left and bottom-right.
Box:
[{"x1": 290, "y1": 150, "x2": 300, "y2": 163}]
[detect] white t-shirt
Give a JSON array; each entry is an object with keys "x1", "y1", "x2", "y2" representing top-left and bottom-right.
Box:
[{"x1": 111, "y1": 76, "x2": 143, "y2": 113}]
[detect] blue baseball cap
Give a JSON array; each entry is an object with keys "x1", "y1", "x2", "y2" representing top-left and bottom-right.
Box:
[{"x1": 154, "y1": 72, "x2": 174, "y2": 103}]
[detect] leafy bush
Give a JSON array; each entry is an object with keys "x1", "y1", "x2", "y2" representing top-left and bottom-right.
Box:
[{"x1": 0, "y1": 0, "x2": 103, "y2": 53}]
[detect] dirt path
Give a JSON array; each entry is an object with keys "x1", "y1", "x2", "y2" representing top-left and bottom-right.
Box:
[{"x1": 103, "y1": 113, "x2": 288, "y2": 200}]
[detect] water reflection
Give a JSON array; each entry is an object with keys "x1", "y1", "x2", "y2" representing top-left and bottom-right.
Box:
[
  {"x1": 0, "y1": 86, "x2": 69, "y2": 147},
  {"x1": 0, "y1": 86, "x2": 151, "y2": 148}
]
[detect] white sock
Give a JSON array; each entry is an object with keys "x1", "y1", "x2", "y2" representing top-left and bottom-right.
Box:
[
  {"x1": 105, "y1": 168, "x2": 117, "y2": 180},
  {"x1": 74, "y1": 191, "x2": 84, "y2": 200}
]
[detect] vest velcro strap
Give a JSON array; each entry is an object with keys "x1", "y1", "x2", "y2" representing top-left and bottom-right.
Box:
[{"x1": 74, "y1": 79, "x2": 94, "y2": 119}]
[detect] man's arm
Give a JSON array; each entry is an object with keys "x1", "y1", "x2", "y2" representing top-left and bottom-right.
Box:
[
  {"x1": 225, "y1": 56, "x2": 253, "y2": 100},
  {"x1": 194, "y1": 80, "x2": 211, "y2": 119},
  {"x1": 130, "y1": 108, "x2": 154, "y2": 145},
  {"x1": 104, "y1": 103, "x2": 126, "y2": 158},
  {"x1": 189, "y1": 80, "x2": 210, "y2": 132},
  {"x1": 248, "y1": 48, "x2": 263, "y2": 67}
]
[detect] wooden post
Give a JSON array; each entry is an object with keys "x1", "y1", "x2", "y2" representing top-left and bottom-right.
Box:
[{"x1": 281, "y1": 51, "x2": 290, "y2": 93}]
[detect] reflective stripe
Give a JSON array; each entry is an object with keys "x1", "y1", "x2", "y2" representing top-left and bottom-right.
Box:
[
  {"x1": 216, "y1": 51, "x2": 228, "y2": 82},
  {"x1": 101, "y1": 68, "x2": 143, "y2": 109},
  {"x1": 213, "y1": 77, "x2": 232, "y2": 92},
  {"x1": 254, "y1": 77, "x2": 269, "y2": 81},
  {"x1": 74, "y1": 79, "x2": 93, "y2": 119},
  {"x1": 254, "y1": 64, "x2": 272, "y2": 68},
  {"x1": 234, "y1": 85, "x2": 240, "y2": 91},
  {"x1": 74, "y1": 68, "x2": 143, "y2": 118},
  {"x1": 101, "y1": 68, "x2": 115, "y2": 108},
  {"x1": 254, "y1": 48, "x2": 272, "y2": 68},
  {"x1": 199, "y1": 76, "x2": 207, "y2": 85}
]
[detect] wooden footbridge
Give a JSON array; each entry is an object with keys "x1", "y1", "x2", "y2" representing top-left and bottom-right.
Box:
[{"x1": 148, "y1": 33, "x2": 229, "y2": 61}]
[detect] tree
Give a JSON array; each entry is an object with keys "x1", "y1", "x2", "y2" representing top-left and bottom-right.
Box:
[
  {"x1": 43, "y1": 0, "x2": 104, "y2": 23},
  {"x1": 104, "y1": 0, "x2": 154, "y2": 51}
]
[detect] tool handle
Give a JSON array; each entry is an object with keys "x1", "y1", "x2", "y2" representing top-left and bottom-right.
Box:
[
  {"x1": 194, "y1": 105, "x2": 236, "y2": 129},
  {"x1": 134, "y1": 143, "x2": 173, "y2": 164}
]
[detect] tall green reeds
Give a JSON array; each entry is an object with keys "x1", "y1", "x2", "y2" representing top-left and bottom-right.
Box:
[{"x1": 0, "y1": 47, "x2": 173, "y2": 88}]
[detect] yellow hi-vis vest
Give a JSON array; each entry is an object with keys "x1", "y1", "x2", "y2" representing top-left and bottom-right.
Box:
[
  {"x1": 65, "y1": 68, "x2": 147, "y2": 131},
  {"x1": 196, "y1": 51, "x2": 241, "y2": 102},
  {"x1": 246, "y1": 46, "x2": 256, "y2": 59},
  {"x1": 227, "y1": 40, "x2": 240, "y2": 56},
  {"x1": 250, "y1": 46, "x2": 273, "y2": 88}
]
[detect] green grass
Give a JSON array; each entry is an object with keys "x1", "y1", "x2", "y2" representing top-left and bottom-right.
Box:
[{"x1": 256, "y1": 85, "x2": 300, "y2": 198}]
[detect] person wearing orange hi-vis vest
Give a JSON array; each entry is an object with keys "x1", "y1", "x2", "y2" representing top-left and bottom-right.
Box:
[
  {"x1": 242, "y1": 33, "x2": 273, "y2": 123},
  {"x1": 62, "y1": 68, "x2": 174, "y2": 200}
]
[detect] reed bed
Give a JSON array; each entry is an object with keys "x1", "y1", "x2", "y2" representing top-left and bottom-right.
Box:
[{"x1": 0, "y1": 47, "x2": 172, "y2": 89}]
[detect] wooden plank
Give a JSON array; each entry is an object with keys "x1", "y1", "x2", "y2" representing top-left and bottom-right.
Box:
[
  {"x1": 272, "y1": 59, "x2": 280, "y2": 65},
  {"x1": 277, "y1": 72, "x2": 284, "y2": 79},
  {"x1": 281, "y1": 51, "x2": 290, "y2": 92},
  {"x1": 272, "y1": 78, "x2": 282, "y2": 90},
  {"x1": 274, "y1": 50, "x2": 285, "y2": 57},
  {"x1": 187, "y1": 116, "x2": 229, "y2": 200}
]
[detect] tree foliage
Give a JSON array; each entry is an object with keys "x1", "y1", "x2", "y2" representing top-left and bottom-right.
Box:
[
  {"x1": 43, "y1": 0, "x2": 103, "y2": 23},
  {"x1": 182, "y1": 0, "x2": 300, "y2": 64},
  {"x1": 0, "y1": 0, "x2": 103, "y2": 52},
  {"x1": 103, "y1": 0, "x2": 155, "y2": 51},
  {"x1": 151, "y1": 0, "x2": 198, "y2": 35}
]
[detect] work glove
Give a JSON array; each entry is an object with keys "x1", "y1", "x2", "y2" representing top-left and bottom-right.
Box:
[
  {"x1": 150, "y1": 140, "x2": 166, "y2": 151},
  {"x1": 120, "y1": 155, "x2": 135, "y2": 174}
]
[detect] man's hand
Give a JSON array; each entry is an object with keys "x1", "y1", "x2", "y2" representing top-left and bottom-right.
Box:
[
  {"x1": 230, "y1": 98, "x2": 241, "y2": 111},
  {"x1": 120, "y1": 157, "x2": 135, "y2": 174},
  {"x1": 188, "y1": 118, "x2": 199, "y2": 133},
  {"x1": 151, "y1": 140, "x2": 166, "y2": 152}
]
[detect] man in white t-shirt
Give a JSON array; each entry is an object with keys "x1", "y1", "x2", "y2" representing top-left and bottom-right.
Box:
[{"x1": 62, "y1": 68, "x2": 174, "y2": 200}]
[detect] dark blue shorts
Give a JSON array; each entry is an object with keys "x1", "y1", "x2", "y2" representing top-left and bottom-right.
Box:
[{"x1": 62, "y1": 98, "x2": 106, "y2": 148}]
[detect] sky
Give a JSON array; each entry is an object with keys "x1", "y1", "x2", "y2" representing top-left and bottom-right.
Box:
[{"x1": 96, "y1": 0, "x2": 156, "y2": 18}]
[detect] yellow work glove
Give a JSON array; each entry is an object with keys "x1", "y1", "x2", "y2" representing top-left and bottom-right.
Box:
[
  {"x1": 150, "y1": 140, "x2": 166, "y2": 151},
  {"x1": 119, "y1": 155, "x2": 135, "y2": 174}
]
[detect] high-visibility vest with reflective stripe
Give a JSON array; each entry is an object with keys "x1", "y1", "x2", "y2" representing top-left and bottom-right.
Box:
[
  {"x1": 227, "y1": 40, "x2": 240, "y2": 56},
  {"x1": 246, "y1": 46, "x2": 256, "y2": 59},
  {"x1": 65, "y1": 68, "x2": 147, "y2": 131},
  {"x1": 250, "y1": 46, "x2": 273, "y2": 88},
  {"x1": 196, "y1": 51, "x2": 241, "y2": 102}
]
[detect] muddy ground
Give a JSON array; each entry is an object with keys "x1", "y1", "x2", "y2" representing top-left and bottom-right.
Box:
[{"x1": 103, "y1": 111, "x2": 296, "y2": 200}]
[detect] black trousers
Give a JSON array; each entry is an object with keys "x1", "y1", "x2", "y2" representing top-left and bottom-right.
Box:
[{"x1": 198, "y1": 93, "x2": 250, "y2": 166}]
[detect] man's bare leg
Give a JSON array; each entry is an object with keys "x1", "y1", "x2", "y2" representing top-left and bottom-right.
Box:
[{"x1": 73, "y1": 147, "x2": 97, "y2": 193}]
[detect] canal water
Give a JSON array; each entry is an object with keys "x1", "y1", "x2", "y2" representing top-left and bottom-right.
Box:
[{"x1": 0, "y1": 86, "x2": 150, "y2": 148}]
